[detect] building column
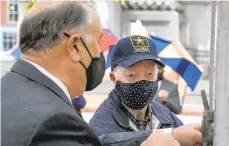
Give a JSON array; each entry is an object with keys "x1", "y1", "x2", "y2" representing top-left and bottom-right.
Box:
[
  {"x1": 16, "y1": 1, "x2": 27, "y2": 44},
  {"x1": 107, "y1": 1, "x2": 122, "y2": 38},
  {"x1": 214, "y1": 1, "x2": 229, "y2": 145},
  {"x1": 18, "y1": 1, "x2": 27, "y2": 21},
  {"x1": 18, "y1": 1, "x2": 28, "y2": 29},
  {"x1": 121, "y1": 11, "x2": 180, "y2": 41}
]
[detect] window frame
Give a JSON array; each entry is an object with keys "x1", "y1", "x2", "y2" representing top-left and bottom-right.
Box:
[
  {"x1": 7, "y1": 0, "x2": 19, "y2": 24},
  {"x1": 0, "y1": 26, "x2": 17, "y2": 52}
]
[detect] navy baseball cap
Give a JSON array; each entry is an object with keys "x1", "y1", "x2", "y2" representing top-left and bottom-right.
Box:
[{"x1": 110, "y1": 35, "x2": 164, "y2": 70}]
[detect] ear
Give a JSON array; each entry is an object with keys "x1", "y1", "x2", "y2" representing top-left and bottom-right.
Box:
[
  {"x1": 66, "y1": 33, "x2": 81, "y2": 62},
  {"x1": 109, "y1": 72, "x2": 117, "y2": 85}
]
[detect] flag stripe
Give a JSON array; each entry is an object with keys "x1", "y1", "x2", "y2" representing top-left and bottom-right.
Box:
[{"x1": 150, "y1": 35, "x2": 171, "y2": 54}]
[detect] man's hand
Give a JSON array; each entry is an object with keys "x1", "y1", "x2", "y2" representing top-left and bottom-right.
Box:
[
  {"x1": 172, "y1": 123, "x2": 203, "y2": 146},
  {"x1": 141, "y1": 130, "x2": 180, "y2": 146},
  {"x1": 159, "y1": 90, "x2": 169, "y2": 103}
]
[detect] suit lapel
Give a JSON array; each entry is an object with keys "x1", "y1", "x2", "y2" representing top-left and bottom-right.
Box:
[{"x1": 11, "y1": 59, "x2": 73, "y2": 108}]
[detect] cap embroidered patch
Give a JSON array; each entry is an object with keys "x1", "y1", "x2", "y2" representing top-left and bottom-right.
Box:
[{"x1": 130, "y1": 36, "x2": 150, "y2": 53}]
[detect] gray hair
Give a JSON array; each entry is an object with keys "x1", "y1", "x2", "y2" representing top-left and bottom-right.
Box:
[{"x1": 20, "y1": 1, "x2": 92, "y2": 55}]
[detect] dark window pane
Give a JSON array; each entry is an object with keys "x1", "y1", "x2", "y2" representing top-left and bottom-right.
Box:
[
  {"x1": 9, "y1": 14, "x2": 13, "y2": 21},
  {"x1": 15, "y1": 5, "x2": 18, "y2": 11},
  {"x1": 8, "y1": 0, "x2": 18, "y2": 22},
  {"x1": 3, "y1": 32, "x2": 17, "y2": 51},
  {"x1": 15, "y1": 14, "x2": 18, "y2": 21}
]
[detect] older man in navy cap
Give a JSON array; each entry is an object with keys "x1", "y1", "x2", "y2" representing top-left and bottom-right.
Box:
[{"x1": 90, "y1": 35, "x2": 203, "y2": 146}]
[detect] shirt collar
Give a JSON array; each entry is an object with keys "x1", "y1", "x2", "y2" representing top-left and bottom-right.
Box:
[
  {"x1": 122, "y1": 103, "x2": 152, "y2": 121},
  {"x1": 23, "y1": 59, "x2": 72, "y2": 104},
  {"x1": 122, "y1": 103, "x2": 154, "y2": 131}
]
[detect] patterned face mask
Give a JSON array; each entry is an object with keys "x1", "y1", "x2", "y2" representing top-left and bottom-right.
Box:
[{"x1": 114, "y1": 80, "x2": 158, "y2": 110}]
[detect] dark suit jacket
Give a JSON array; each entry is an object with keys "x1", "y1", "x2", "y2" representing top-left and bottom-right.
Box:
[
  {"x1": 1, "y1": 59, "x2": 101, "y2": 146},
  {"x1": 155, "y1": 80, "x2": 181, "y2": 114}
]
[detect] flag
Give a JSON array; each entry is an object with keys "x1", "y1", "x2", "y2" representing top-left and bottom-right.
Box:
[
  {"x1": 114, "y1": 0, "x2": 139, "y2": 5},
  {"x1": 105, "y1": 44, "x2": 115, "y2": 69},
  {"x1": 11, "y1": 47, "x2": 21, "y2": 58},
  {"x1": 99, "y1": 28, "x2": 118, "y2": 71},
  {"x1": 99, "y1": 28, "x2": 118, "y2": 53},
  {"x1": 150, "y1": 35, "x2": 203, "y2": 91},
  {"x1": 127, "y1": 19, "x2": 202, "y2": 103},
  {"x1": 26, "y1": 0, "x2": 36, "y2": 13}
]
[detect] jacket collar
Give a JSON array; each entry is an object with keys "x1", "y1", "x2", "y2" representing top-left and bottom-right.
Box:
[
  {"x1": 150, "y1": 101, "x2": 175, "y2": 125},
  {"x1": 107, "y1": 90, "x2": 174, "y2": 129},
  {"x1": 11, "y1": 59, "x2": 74, "y2": 108},
  {"x1": 107, "y1": 90, "x2": 130, "y2": 128}
]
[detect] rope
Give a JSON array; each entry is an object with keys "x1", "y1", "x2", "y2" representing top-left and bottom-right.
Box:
[{"x1": 209, "y1": 0, "x2": 217, "y2": 110}]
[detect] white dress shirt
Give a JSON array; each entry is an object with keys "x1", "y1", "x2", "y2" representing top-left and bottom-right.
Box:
[{"x1": 23, "y1": 59, "x2": 72, "y2": 104}]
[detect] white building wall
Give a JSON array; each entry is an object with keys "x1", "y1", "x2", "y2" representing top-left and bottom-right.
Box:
[
  {"x1": 182, "y1": 2, "x2": 211, "y2": 51},
  {"x1": 122, "y1": 10, "x2": 180, "y2": 41},
  {"x1": 180, "y1": 2, "x2": 211, "y2": 79},
  {"x1": 107, "y1": 2, "x2": 122, "y2": 38}
]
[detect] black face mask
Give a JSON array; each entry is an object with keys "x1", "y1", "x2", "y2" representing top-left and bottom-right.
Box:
[
  {"x1": 114, "y1": 80, "x2": 158, "y2": 110},
  {"x1": 64, "y1": 33, "x2": 105, "y2": 91}
]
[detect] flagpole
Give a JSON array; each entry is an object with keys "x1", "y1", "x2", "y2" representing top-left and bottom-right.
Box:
[{"x1": 209, "y1": 0, "x2": 217, "y2": 111}]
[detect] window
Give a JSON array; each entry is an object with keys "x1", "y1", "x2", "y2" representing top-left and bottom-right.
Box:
[
  {"x1": 3, "y1": 32, "x2": 17, "y2": 51},
  {"x1": 8, "y1": 0, "x2": 19, "y2": 23}
]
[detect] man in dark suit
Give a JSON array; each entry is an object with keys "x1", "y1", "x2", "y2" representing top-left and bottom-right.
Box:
[
  {"x1": 155, "y1": 67, "x2": 182, "y2": 114},
  {"x1": 1, "y1": 1, "x2": 202, "y2": 146},
  {"x1": 1, "y1": 1, "x2": 104, "y2": 146}
]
